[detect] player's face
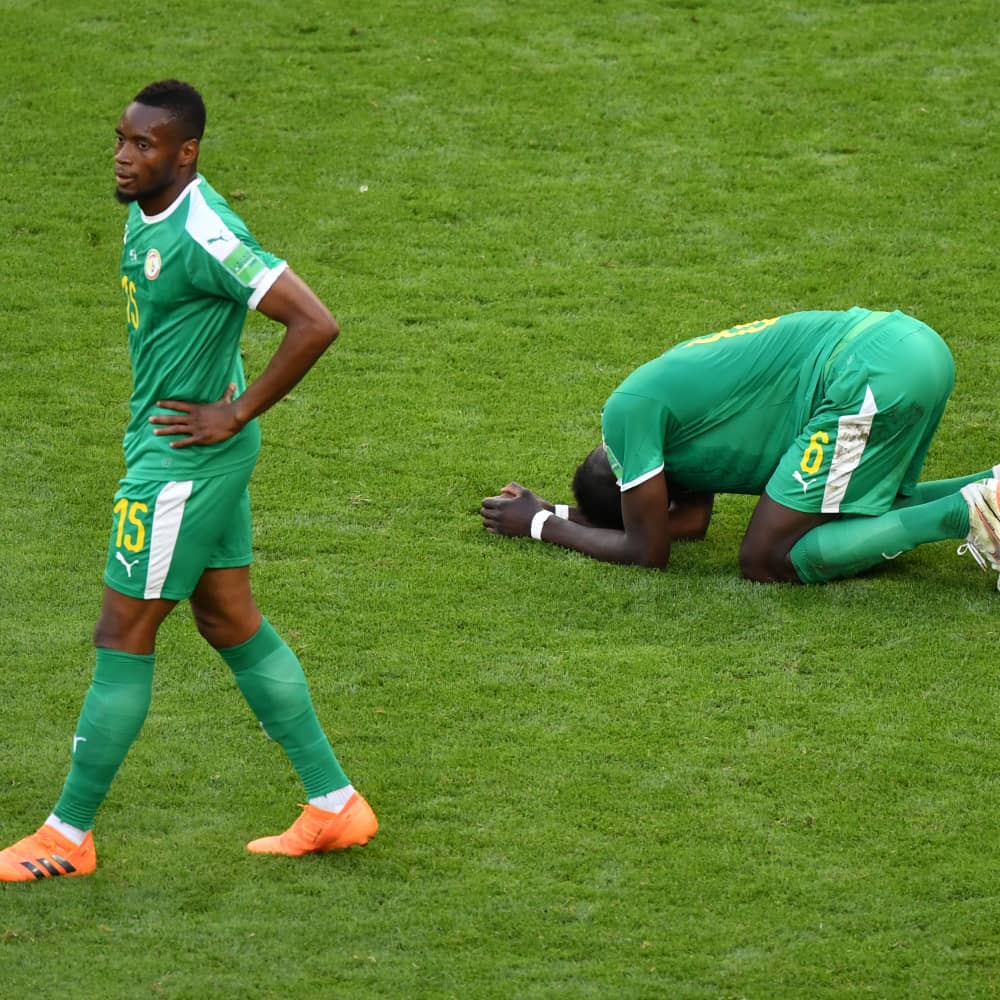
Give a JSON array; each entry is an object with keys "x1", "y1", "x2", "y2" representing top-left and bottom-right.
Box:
[{"x1": 114, "y1": 102, "x2": 197, "y2": 213}]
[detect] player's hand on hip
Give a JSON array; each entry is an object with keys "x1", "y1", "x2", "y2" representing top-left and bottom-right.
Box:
[
  {"x1": 480, "y1": 482, "x2": 545, "y2": 537},
  {"x1": 149, "y1": 383, "x2": 243, "y2": 447}
]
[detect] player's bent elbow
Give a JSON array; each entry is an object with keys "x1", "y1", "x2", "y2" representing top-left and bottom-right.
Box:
[
  {"x1": 318, "y1": 311, "x2": 339, "y2": 346},
  {"x1": 293, "y1": 310, "x2": 338, "y2": 355}
]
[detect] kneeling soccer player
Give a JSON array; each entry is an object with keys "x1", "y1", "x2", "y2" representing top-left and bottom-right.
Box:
[{"x1": 482, "y1": 308, "x2": 1000, "y2": 587}]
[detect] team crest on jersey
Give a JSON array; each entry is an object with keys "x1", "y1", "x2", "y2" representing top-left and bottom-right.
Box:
[{"x1": 144, "y1": 248, "x2": 162, "y2": 280}]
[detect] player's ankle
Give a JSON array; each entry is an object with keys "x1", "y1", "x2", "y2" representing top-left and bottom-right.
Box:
[
  {"x1": 45, "y1": 813, "x2": 89, "y2": 846},
  {"x1": 307, "y1": 785, "x2": 355, "y2": 814}
]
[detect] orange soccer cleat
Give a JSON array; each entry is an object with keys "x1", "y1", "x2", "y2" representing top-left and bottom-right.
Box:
[
  {"x1": 246, "y1": 793, "x2": 378, "y2": 856},
  {"x1": 0, "y1": 824, "x2": 97, "y2": 882}
]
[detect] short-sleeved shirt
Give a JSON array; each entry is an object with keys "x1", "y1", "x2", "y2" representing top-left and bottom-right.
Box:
[
  {"x1": 601, "y1": 308, "x2": 954, "y2": 515},
  {"x1": 119, "y1": 174, "x2": 287, "y2": 479}
]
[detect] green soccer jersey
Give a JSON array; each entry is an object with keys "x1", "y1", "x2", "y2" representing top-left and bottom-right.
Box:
[
  {"x1": 601, "y1": 308, "x2": 875, "y2": 493},
  {"x1": 118, "y1": 175, "x2": 287, "y2": 478}
]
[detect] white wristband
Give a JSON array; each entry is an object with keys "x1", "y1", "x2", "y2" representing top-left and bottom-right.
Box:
[
  {"x1": 530, "y1": 509, "x2": 553, "y2": 541},
  {"x1": 554, "y1": 503, "x2": 570, "y2": 520}
]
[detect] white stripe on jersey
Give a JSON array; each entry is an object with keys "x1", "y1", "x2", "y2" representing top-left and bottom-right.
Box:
[
  {"x1": 185, "y1": 184, "x2": 241, "y2": 262},
  {"x1": 821, "y1": 385, "x2": 879, "y2": 514},
  {"x1": 246, "y1": 261, "x2": 287, "y2": 310},
  {"x1": 144, "y1": 480, "x2": 194, "y2": 599},
  {"x1": 184, "y1": 184, "x2": 287, "y2": 308},
  {"x1": 619, "y1": 463, "x2": 665, "y2": 492}
]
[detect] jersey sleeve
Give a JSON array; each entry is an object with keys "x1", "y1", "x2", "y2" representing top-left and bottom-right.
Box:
[
  {"x1": 600, "y1": 390, "x2": 669, "y2": 491},
  {"x1": 183, "y1": 184, "x2": 287, "y2": 309}
]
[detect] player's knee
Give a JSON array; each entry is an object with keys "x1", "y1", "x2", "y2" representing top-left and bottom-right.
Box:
[
  {"x1": 192, "y1": 604, "x2": 232, "y2": 646},
  {"x1": 93, "y1": 618, "x2": 120, "y2": 648},
  {"x1": 738, "y1": 538, "x2": 792, "y2": 583},
  {"x1": 92, "y1": 597, "x2": 168, "y2": 653},
  {"x1": 191, "y1": 600, "x2": 262, "y2": 649},
  {"x1": 738, "y1": 546, "x2": 770, "y2": 582}
]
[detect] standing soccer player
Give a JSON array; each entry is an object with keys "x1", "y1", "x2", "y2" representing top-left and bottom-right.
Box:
[{"x1": 0, "y1": 80, "x2": 376, "y2": 882}]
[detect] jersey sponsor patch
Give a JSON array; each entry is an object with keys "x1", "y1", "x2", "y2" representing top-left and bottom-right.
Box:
[{"x1": 221, "y1": 242, "x2": 267, "y2": 286}]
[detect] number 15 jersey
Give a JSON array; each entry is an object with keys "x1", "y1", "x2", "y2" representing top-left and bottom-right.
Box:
[{"x1": 118, "y1": 174, "x2": 287, "y2": 479}]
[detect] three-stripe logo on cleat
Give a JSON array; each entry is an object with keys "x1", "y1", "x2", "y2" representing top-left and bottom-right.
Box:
[{"x1": 19, "y1": 855, "x2": 77, "y2": 879}]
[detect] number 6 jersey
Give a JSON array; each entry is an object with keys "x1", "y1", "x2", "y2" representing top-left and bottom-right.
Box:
[{"x1": 601, "y1": 308, "x2": 954, "y2": 515}]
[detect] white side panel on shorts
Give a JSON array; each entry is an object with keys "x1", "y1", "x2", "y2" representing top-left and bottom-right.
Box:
[
  {"x1": 821, "y1": 385, "x2": 879, "y2": 513},
  {"x1": 144, "y1": 480, "x2": 194, "y2": 599}
]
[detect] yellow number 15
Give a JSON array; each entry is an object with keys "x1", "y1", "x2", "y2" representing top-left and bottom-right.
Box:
[
  {"x1": 113, "y1": 498, "x2": 147, "y2": 552},
  {"x1": 121, "y1": 275, "x2": 140, "y2": 329}
]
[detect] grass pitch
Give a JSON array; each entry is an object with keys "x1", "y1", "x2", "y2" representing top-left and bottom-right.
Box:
[{"x1": 2, "y1": 2, "x2": 999, "y2": 997}]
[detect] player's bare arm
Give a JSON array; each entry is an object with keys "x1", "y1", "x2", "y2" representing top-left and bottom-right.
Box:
[
  {"x1": 150, "y1": 269, "x2": 337, "y2": 447},
  {"x1": 481, "y1": 473, "x2": 677, "y2": 567},
  {"x1": 666, "y1": 490, "x2": 715, "y2": 541}
]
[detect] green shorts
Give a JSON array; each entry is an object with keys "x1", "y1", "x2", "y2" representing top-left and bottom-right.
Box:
[
  {"x1": 765, "y1": 311, "x2": 954, "y2": 515},
  {"x1": 103, "y1": 465, "x2": 254, "y2": 600}
]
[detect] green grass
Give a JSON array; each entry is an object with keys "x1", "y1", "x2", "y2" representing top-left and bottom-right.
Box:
[{"x1": 3, "y1": 1, "x2": 1000, "y2": 996}]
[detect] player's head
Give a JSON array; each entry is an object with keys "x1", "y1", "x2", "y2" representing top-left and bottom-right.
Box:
[
  {"x1": 131, "y1": 80, "x2": 206, "y2": 141},
  {"x1": 115, "y1": 80, "x2": 205, "y2": 209},
  {"x1": 572, "y1": 445, "x2": 624, "y2": 530}
]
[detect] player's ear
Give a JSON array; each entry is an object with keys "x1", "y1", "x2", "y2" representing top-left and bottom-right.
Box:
[{"x1": 179, "y1": 137, "x2": 200, "y2": 167}]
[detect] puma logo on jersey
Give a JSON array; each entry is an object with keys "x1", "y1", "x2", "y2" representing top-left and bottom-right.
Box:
[
  {"x1": 206, "y1": 233, "x2": 228, "y2": 245},
  {"x1": 116, "y1": 552, "x2": 140, "y2": 577},
  {"x1": 792, "y1": 470, "x2": 817, "y2": 493}
]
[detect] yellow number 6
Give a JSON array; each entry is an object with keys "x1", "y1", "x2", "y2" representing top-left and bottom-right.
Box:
[{"x1": 801, "y1": 431, "x2": 829, "y2": 475}]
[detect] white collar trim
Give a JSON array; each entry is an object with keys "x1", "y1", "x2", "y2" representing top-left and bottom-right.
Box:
[{"x1": 139, "y1": 176, "x2": 202, "y2": 224}]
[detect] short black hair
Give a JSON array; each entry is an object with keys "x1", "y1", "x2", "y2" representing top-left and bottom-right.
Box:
[
  {"x1": 132, "y1": 79, "x2": 206, "y2": 140},
  {"x1": 572, "y1": 445, "x2": 624, "y2": 530}
]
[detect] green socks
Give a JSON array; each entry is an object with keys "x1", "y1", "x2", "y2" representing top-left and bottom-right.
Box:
[
  {"x1": 50, "y1": 622, "x2": 350, "y2": 830},
  {"x1": 790, "y1": 491, "x2": 971, "y2": 584},
  {"x1": 219, "y1": 619, "x2": 349, "y2": 798},
  {"x1": 890, "y1": 470, "x2": 994, "y2": 508},
  {"x1": 53, "y1": 648, "x2": 154, "y2": 831}
]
